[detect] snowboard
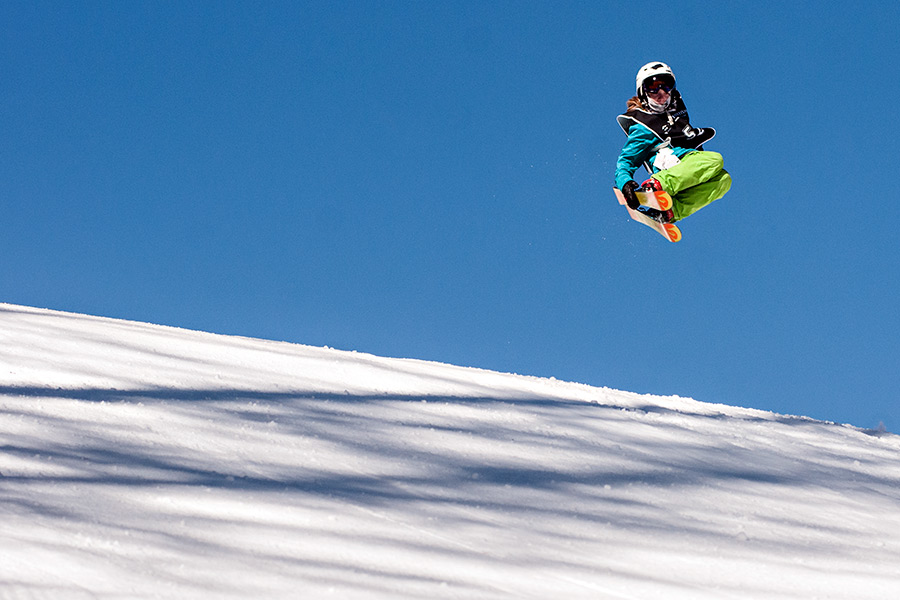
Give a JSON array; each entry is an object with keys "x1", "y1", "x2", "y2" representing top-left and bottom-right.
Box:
[{"x1": 613, "y1": 187, "x2": 682, "y2": 243}]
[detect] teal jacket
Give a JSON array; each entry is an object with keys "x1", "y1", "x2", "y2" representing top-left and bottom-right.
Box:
[{"x1": 614, "y1": 121, "x2": 695, "y2": 190}]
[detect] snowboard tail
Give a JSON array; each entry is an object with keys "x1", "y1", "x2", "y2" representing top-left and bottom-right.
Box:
[{"x1": 613, "y1": 188, "x2": 681, "y2": 242}]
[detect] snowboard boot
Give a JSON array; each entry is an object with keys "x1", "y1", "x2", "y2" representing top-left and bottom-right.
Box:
[
  {"x1": 636, "y1": 205, "x2": 674, "y2": 223},
  {"x1": 641, "y1": 177, "x2": 663, "y2": 193},
  {"x1": 639, "y1": 178, "x2": 674, "y2": 222}
]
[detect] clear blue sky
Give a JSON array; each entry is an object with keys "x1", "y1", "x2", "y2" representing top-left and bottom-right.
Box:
[{"x1": 2, "y1": 1, "x2": 898, "y2": 430}]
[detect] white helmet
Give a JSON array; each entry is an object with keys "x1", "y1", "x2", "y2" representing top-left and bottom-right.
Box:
[{"x1": 635, "y1": 62, "x2": 676, "y2": 97}]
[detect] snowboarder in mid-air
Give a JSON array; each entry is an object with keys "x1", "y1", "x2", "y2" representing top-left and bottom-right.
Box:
[{"x1": 613, "y1": 62, "x2": 731, "y2": 241}]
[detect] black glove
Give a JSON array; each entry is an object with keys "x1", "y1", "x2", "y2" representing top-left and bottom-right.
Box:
[{"x1": 621, "y1": 180, "x2": 641, "y2": 210}]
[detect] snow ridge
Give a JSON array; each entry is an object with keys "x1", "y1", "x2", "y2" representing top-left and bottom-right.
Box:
[{"x1": 1, "y1": 303, "x2": 898, "y2": 599}]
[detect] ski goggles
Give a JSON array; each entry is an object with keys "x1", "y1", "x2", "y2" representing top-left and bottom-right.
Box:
[{"x1": 644, "y1": 79, "x2": 673, "y2": 94}]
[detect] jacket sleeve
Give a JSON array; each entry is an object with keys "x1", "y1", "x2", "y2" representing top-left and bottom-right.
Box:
[{"x1": 614, "y1": 122, "x2": 658, "y2": 190}]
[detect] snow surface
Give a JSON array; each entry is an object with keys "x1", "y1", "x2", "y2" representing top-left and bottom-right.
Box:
[{"x1": 1, "y1": 303, "x2": 899, "y2": 599}]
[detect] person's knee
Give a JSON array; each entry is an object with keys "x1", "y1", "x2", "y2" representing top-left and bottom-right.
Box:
[
  {"x1": 720, "y1": 170, "x2": 732, "y2": 193},
  {"x1": 706, "y1": 151, "x2": 724, "y2": 171}
]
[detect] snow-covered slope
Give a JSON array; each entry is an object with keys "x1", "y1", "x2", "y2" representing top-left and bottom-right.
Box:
[{"x1": 1, "y1": 303, "x2": 898, "y2": 599}]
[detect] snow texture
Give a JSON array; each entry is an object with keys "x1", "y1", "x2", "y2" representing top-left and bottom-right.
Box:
[{"x1": 1, "y1": 303, "x2": 898, "y2": 599}]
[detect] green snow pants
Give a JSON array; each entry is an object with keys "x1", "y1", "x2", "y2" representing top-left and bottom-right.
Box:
[{"x1": 652, "y1": 151, "x2": 732, "y2": 222}]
